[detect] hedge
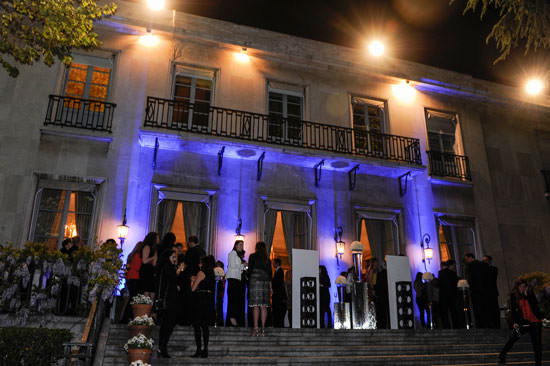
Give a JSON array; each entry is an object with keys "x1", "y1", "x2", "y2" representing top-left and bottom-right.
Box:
[{"x1": 0, "y1": 327, "x2": 71, "y2": 366}]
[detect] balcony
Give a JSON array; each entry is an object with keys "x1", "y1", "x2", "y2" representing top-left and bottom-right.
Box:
[
  {"x1": 44, "y1": 95, "x2": 116, "y2": 133},
  {"x1": 427, "y1": 151, "x2": 471, "y2": 180},
  {"x1": 143, "y1": 97, "x2": 422, "y2": 165}
]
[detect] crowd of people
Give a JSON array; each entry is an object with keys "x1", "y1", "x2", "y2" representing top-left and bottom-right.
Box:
[
  {"x1": 413, "y1": 254, "x2": 500, "y2": 329},
  {"x1": 121, "y1": 233, "x2": 304, "y2": 358}
]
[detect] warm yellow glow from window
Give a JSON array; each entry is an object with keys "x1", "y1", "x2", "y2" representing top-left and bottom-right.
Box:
[
  {"x1": 139, "y1": 31, "x2": 159, "y2": 47},
  {"x1": 146, "y1": 0, "x2": 164, "y2": 11},
  {"x1": 234, "y1": 48, "x2": 250, "y2": 63},
  {"x1": 368, "y1": 40, "x2": 385, "y2": 57},
  {"x1": 392, "y1": 81, "x2": 415, "y2": 103},
  {"x1": 525, "y1": 78, "x2": 544, "y2": 95},
  {"x1": 65, "y1": 224, "x2": 77, "y2": 238}
]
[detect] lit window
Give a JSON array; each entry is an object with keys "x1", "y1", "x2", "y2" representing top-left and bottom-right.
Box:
[
  {"x1": 351, "y1": 96, "x2": 386, "y2": 154},
  {"x1": 172, "y1": 70, "x2": 213, "y2": 130},
  {"x1": 436, "y1": 216, "x2": 477, "y2": 277},
  {"x1": 32, "y1": 188, "x2": 96, "y2": 249}
]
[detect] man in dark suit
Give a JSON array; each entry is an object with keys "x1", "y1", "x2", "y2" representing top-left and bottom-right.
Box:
[
  {"x1": 438, "y1": 259, "x2": 460, "y2": 328},
  {"x1": 483, "y1": 255, "x2": 500, "y2": 328},
  {"x1": 463, "y1": 253, "x2": 487, "y2": 328},
  {"x1": 178, "y1": 236, "x2": 206, "y2": 325},
  {"x1": 184, "y1": 235, "x2": 206, "y2": 276},
  {"x1": 271, "y1": 258, "x2": 287, "y2": 327}
]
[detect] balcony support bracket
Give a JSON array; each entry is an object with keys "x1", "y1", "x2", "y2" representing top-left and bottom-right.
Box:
[
  {"x1": 257, "y1": 152, "x2": 266, "y2": 181},
  {"x1": 398, "y1": 171, "x2": 411, "y2": 197},
  {"x1": 348, "y1": 165, "x2": 360, "y2": 191},
  {"x1": 152, "y1": 137, "x2": 159, "y2": 169},
  {"x1": 314, "y1": 160, "x2": 325, "y2": 187},
  {"x1": 218, "y1": 146, "x2": 225, "y2": 176}
]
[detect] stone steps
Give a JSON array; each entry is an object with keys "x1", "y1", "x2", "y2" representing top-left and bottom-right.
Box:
[{"x1": 98, "y1": 324, "x2": 550, "y2": 365}]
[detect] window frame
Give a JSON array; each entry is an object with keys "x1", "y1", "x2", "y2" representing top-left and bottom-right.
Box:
[
  {"x1": 29, "y1": 176, "x2": 102, "y2": 248},
  {"x1": 354, "y1": 206, "x2": 403, "y2": 259},
  {"x1": 424, "y1": 108, "x2": 464, "y2": 155},
  {"x1": 63, "y1": 54, "x2": 114, "y2": 102},
  {"x1": 171, "y1": 64, "x2": 216, "y2": 131},
  {"x1": 266, "y1": 81, "x2": 305, "y2": 143}
]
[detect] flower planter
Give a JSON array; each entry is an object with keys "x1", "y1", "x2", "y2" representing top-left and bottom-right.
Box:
[
  {"x1": 129, "y1": 325, "x2": 153, "y2": 338},
  {"x1": 132, "y1": 304, "x2": 152, "y2": 317},
  {"x1": 127, "y1": 349, "x2": 152, "y2": 363}
]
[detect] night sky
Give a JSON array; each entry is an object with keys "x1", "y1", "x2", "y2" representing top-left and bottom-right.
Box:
[{"x1": 167, "y1": 0, "x2": 550, "y2": 88}]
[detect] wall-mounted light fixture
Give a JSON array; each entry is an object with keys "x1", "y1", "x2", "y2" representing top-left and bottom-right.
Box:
[
  {"x1": 117, "y1": 211, "x2": 129, "y2": 247},
  {"x1": 139, "y1": 28, "x2": 159, "y2": 47},
  {"x1": 235, "y1": 218, "x2": 244, "y2": 242},
  {"x1": 334, "y1": 226, "x2": 345, "y2": 266},
  {"x1": 146, "y1": 0, "x2": 165, "y2": 11},
  {"x1": 421, "y1": 233, "x2": 433, "y2": 270},
  {"x1": 234, "y1": 47, "x2": 250, "y2": 63}
]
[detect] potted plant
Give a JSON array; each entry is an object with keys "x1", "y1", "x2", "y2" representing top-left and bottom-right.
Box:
[
  {"x1": 130, "y1": 361, "x2": 152, "y2": 366},
  {"x1": 128, "y1": 314, "x2": 155, "y2": 337},
  {"x1": 124, "y1": 334, "x2": 154, "y2": 363},
  {"x1": 130, "y1": 294, "x2": 153, "y2": 317}
]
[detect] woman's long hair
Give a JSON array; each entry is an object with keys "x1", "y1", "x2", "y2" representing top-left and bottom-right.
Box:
[
  {"x1": 254, "y1": 241, "x2": 268, "y2": 265},
  {"x1": 127, "y1": 241, "x2": 145, "y2": 265},
  {"x1": 201, "y1": 255, "x2": 216, "y2": 271},
  {"x1": 143, "y1": 232, "x2": 158, "y2": 254},
  {"x1": 233, "y1": 240, "x2": 245, "y2": 262}
]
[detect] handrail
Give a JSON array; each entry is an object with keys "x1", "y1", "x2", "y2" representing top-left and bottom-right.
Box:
[
  {"x1": 144, "y1": 96, "x2": 423, "y2": 165},
  {"x1": 427, "y1": 151, "x2": 471, "y2": 180},
  {"x1": 44, "y1": 94, "x2": 116, "y2": 133}
]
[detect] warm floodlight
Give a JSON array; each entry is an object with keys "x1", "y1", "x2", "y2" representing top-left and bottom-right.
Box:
[
  {"x1": 368, "y1": 40, "x2": 385, "y2": 57},
  {"x1": 146, "y1": 0, "x2": 165, "y2": 11},
  {"x1": 235, "y1": 47, "x2": 250, "y2": 62},
  {"x1": 139, "y1": 29, "x2": 159, "y2": 47},
  {"x1": 526, "y1": 78, "x2": 544, "y2": 95},
  {"x1": 392, "y1": 80, "x2": 415, "y2": 102}
]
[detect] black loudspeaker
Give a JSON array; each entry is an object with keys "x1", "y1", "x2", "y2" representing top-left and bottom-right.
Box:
[
  {"x1": 396, "y1": 281, "x2": 414, "y2": 329},
  {"x1": 300, "y1": 277, "x2": 317, "y2": 328}
]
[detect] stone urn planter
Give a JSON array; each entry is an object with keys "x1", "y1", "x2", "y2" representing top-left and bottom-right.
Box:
[
  {"x1": 131, "y1": 304, "x2": 152, "y2": 317},
  {"x1": 129, "y1": 325, "x2": 152, "y2": 338},
  {"x1": 127, "y1": 349, "x2": 152, "y2": 363}
]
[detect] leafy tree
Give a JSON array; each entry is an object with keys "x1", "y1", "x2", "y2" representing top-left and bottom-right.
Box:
[
  {"x1": 454, "y1": 0, "x2": 550, "y2": 63},
  {"x1": 0, "y1": 0, "x2": 116, "y2": 77}
]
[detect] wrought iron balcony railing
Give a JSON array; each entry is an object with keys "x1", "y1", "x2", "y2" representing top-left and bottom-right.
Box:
[
  {"x1": 143, "y1": 96, "x2": 422, "y2": 165},
  {"x1": 427, "y1": 151, "x2": 471, "y2": 180},
  {"x1": 44, "y1": 95, "x2": 116, "y2": 133}
]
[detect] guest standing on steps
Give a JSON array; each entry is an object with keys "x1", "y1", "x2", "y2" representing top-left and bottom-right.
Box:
[
  {"x1": 483, "y1": 255, "x2": 500, "y2": 328},
  {"x1": 272, "y1": 258, "x2": 287, "y2": 327},
  {"x1": 191, "y1": 255, "x2": 216, "y2": 358},
  {"x1": 139, "y1": 232, "x2": 159, "y2": 302},
  {"x1": 157, "y1": 249, "x2": 185, "y2": 358},
  {"x1": 226, "y1": 240, "x2": 246, "y2": 326},
  {"x1": 248, "y1": 241, "x2": 272, "y2": 336},
  {"x1": 498, "y1": 279, "x2": 543, "y2": 365},
  {"x1": 319, "y1": 265, "x2": 332, "y2": 328}
]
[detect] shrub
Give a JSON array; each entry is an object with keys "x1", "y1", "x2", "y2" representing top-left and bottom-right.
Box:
[{"x1": 0, "y1": 327, "x2": 71, "y2": 366}]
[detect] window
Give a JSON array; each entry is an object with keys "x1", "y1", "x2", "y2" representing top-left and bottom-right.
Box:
[
  {"x1": 267, "y1": 81, "x2": 304, "y2": 143},
  {"x1": 63, "y1": 55, "x2": 113, "y2": 111},
  {"x1": 172, "y1": 66, "x2": 214, "y2": 131},
  {"x1": 425, "y1": 109, "x2": 459, "y2": 154},
  {"x1": 351, "y1": 97, "x2": 386, "y2": 154},
  {"x1": 31, "y1": 188, "x2": 96, "y2": 249},
  {"x1": 436, "y1": 215, "x2": 477, "y2": 276},
  {"x1": 152, "y1": 186, "x2": 214, "y2": 255}
]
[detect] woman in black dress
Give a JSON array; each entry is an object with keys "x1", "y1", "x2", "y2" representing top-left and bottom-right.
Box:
[
  {"x1": 319, "y1": 265, "x2": 332, "y2": 328},
  {"x1": 157, "y1": 249, "x2": 185, "y2": 358},
  {"x1": 190, "y1": 255, "x2": 215, "y2": 358},
  {"x1": 248, "y1": 241, "x2": 272, "y2": 336},
  {"x1": 139, "y1": 232, "x2": 159, "y2": 301}
]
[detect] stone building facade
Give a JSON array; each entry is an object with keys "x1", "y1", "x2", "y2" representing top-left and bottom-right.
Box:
[{"x1": 0, "y1": 1, "x2": 549, "y2": 308}]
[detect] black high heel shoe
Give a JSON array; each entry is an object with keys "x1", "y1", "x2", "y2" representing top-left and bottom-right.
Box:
[
  {"x1": 191, "y1": 349, "x2": 201, "y2": 358},
  {"x1": 201, "y1": 349, "x2": 208, "y2": 358}
]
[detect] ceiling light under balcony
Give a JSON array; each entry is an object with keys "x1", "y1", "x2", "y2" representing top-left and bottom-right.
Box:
[
  {"x1": 139, "y1": 29, "x2": 159, "y2": 47},
  {"x1": 235, "y1": 47, "x2": 250, "y2": 63}
]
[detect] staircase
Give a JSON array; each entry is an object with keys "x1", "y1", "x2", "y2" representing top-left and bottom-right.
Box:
[{"x1": 99, "y1": 324, "x2": 550, "y2": 365}]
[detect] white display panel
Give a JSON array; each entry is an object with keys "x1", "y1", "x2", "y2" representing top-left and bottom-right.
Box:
[
  {"x1": 291, "y1": 249, "x2": 319, "y2": 328},
  {"x1": 386, "y1": 255, "x2": 412, "y2": 329}
]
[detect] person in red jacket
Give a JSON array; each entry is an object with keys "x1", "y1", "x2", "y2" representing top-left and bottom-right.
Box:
[{"x1": 498, "y1": 279, "x2": 544, "y2": 365}]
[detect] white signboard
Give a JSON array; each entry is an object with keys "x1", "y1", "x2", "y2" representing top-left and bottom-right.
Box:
[
  {"x1": 386, "y1": 255, "x2": 412, "y2": 329},
  {"x1": 291, "y1": 249, "x2": 319, "y2": 329}
]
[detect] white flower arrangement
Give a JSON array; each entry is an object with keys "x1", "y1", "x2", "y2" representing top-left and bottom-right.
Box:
[
  {"x1": 457, "y1": 279, "x2": 470, "y2": 288},
  {"x1": 128, "y1": 314, "x2": 155, "y2": 326},
  {"x1": 422, "y1": 272, "x2": 434, "y2": 281},
  {"x1": 130, "y1": 361, "x2": 152, "y2": 366},
  {"x1": 542, "y1": 318, "x2": 550, "y2": 328},
  {"x1": 130, "y1": 294, "x2": 153, "y2": 305},
  {"x1": 335, "y1": 275, "x2": 347, "y2": 285},
  {"x1": 214, "y1": 266, "x2": 225, "y2": 277},
  {"x1": 124, "y1": 334, "x2": 154, "y2": 351},
  {"x1": 350, "y1": 241, "x2": 363, "y2": 252}
]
